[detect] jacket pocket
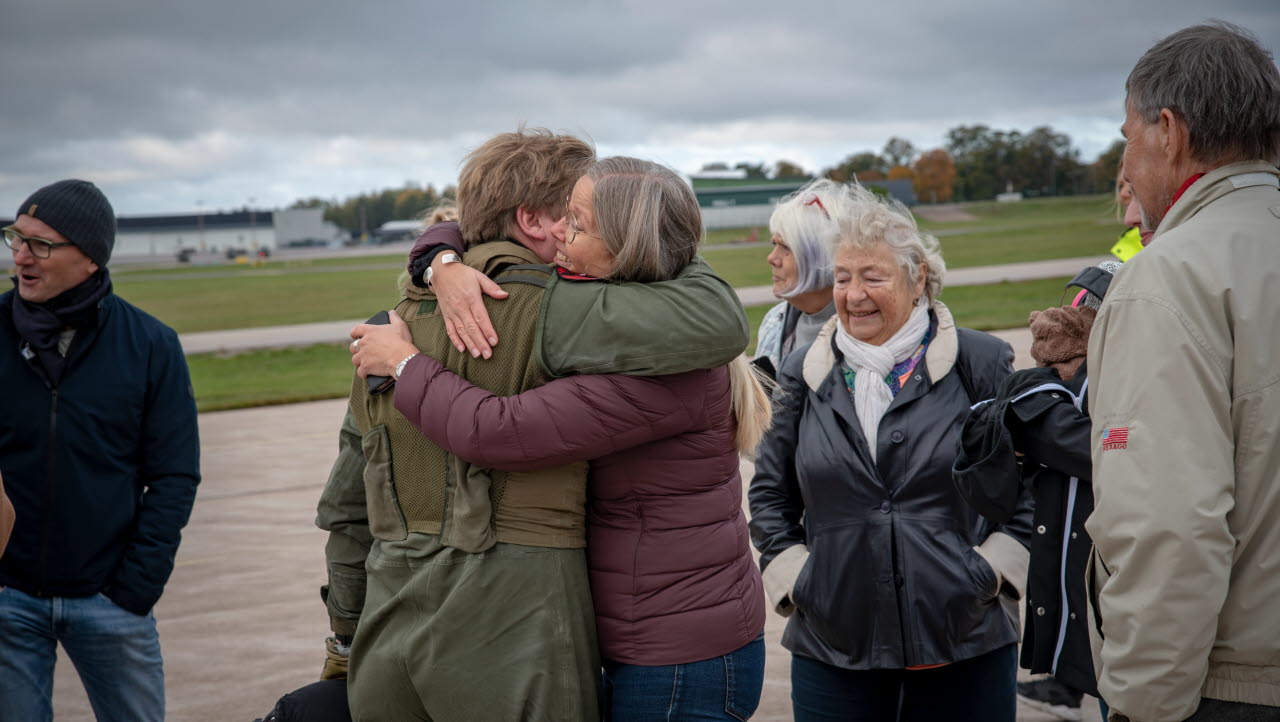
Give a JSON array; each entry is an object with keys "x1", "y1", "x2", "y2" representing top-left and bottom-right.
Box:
[
  {"x1": 439, "y1": 458, "x2": 497, "y2": 554},
  {"x1": 964, "y1": 545, "x2": 1001, "y2": 601},
  {"x1": 905, "y1": 527, "x2": 1001, "y2": 650},
  {"x1": 790, "y1": 523, "x2": 880, "y2": 656},
  {"x1": 361, "y1": 425, "x2": 408, "y2": 542}
]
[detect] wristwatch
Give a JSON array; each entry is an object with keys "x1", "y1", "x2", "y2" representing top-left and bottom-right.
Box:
[
  {"x1": 394, "y1": 354, "x2": 419, "y2": 380},
  {"x1": 424, "y1": 252, "x2": 461, "y2": 287}
]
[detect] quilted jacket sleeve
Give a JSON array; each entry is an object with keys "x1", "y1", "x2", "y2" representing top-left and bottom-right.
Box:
[{"x1": 393, "y1": 355, "x2": 704, "y2": 471}]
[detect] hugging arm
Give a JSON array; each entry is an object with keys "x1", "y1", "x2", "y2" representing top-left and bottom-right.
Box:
[{"x1": 392, "y1": 355, "x2": 702, "y2": 471}]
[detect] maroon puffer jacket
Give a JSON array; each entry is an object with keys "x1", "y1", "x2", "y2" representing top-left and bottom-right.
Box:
[{"x1": 394, "y1": 354, "x2": 765, "y2": 665}]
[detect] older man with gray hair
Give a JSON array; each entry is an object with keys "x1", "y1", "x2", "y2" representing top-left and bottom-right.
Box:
[{"x1": 1085, "y1": 21, "x2": 1280, "y2": 722}]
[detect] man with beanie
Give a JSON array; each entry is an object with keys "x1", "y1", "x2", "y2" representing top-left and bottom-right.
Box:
[
  {"x1": 0, "y1": 179, "x2": 201, "y2": 722},
  {"x1": 1086, "y1": 22, "x2": 1280, "y2": 721}
]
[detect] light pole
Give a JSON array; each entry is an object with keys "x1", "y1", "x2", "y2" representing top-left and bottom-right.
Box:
[{"x1": 248, "y1": 196, "x2": 257, "y2": 249}]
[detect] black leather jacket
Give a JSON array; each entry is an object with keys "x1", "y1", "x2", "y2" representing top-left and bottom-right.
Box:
[{"x1": 750, "y1": 311, "x2": 1032, "y2": 670}]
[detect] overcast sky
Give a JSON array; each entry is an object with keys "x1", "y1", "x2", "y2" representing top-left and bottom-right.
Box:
[{"x1": 2, "y1": 0, "x2": 1276, "y2": 216}]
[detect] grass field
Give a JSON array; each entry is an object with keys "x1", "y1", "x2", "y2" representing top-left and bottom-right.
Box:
[
  {"x1": 189, "y1": 343, "x2": 356, "y2": 412},
  {"x1": 114, "y1": 269, "x2": 405, "y2": 333},
  {"x1": 101, "y1": 194, "x2": 1124, "y2": 335},
  {"x1": 191, "y1": 275, "x2": 1074, "y2": 411},
  {"x1": 112, "y1": 252, "x2": 406, "y2": 278},
  {"x1": 702, "y1": 194, "x2": 1123, "y2": 285}
]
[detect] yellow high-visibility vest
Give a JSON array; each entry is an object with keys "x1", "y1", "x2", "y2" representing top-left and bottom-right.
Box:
[{"x1": 1111, "y1": 227, "x2": 1143, "y2": 261}]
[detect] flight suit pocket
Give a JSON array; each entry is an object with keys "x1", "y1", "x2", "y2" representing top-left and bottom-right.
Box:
[
  {"x1": 440, "y1": 457, "x2": 497, "y2": 554},
  {"x1": 361, "y1": 425, "x2": 408, "y2": 541}
]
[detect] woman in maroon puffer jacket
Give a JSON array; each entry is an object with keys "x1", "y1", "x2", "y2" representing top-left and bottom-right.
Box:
[{"x1": 356, "y1": 156, "x2": 770, "y2": 721}]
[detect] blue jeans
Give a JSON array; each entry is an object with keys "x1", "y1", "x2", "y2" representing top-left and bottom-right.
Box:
[
  {"x1": 791, "y1": 643, "x2": 1017, "y2": 722},
  {"x1": 602, "y1": 633, "x2": 765, "y2": 721},
  {"x1": 0, "y1": 586, "x2": 164, "y2": 722}
]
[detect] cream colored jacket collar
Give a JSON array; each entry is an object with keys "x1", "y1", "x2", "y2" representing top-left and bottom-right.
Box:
[
  {"x1": 1154, "y1": 160, "x2": 1280, "y2": 243},
  {"x1": 801, "y1": 300, "x2": 959, "y2": 392}
]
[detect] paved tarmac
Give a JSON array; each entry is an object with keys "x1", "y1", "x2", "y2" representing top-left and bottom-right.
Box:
[
  {"x1": 176, "y1": 255, "x2": 1105, "y2": 355},
  {"x1": 50, "y1": 341, "x2": 1079, "y2": 720}
]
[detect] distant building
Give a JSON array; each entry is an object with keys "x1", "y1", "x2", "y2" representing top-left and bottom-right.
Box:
[
  {"x1": 691, "y1": 175, "x2": 917, "y2": 231},
  {"x1": 0, "y1": 207, "x2": 349, "y2": 258},
  {"x1": 692, "y1": 177, "x2": 810, "y2": 230}
]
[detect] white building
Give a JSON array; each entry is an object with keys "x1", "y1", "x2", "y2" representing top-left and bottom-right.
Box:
[{"x1": 109, "y1": 207, "x2": 347, "y2": 258}]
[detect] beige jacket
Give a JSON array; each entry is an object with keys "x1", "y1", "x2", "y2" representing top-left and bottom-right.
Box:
[{"x1": 1085, "y1": 161, "x2": 1280, "y2": 720}]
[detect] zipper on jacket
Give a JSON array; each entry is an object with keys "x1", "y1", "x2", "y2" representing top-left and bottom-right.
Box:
[{"x1": 38, "y1": 387, "x2": 58, "y2": 595}]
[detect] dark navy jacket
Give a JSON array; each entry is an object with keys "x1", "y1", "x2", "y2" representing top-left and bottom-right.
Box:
[{"x1": 0, "y1": 289, "x2": 200, "y2": 615}]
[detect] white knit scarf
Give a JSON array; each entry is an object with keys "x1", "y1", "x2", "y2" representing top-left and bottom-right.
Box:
[{"x1": 834, "y1": 301, "x2": 931, "y2": 461}]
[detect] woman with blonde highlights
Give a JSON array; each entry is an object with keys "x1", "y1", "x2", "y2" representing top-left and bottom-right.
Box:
[{"x1": 357, "y1": 156, "x2": 768, "y2": 721}]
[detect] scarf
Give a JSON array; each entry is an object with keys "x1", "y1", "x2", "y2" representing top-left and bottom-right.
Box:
[
  {"x1": 834, "y1": 300, "x2": 930, "y2": 460},
  {"x1": 10, "y1": 269, "x2": 112, "y2": 386}
]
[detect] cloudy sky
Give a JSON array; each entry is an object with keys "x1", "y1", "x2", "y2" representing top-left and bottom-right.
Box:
[{"x1": 2, "y1": 0, "x2": 1276, "y2": 216}]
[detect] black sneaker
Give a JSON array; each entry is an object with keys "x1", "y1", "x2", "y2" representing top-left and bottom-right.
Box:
[{"x1": 1017, "y1": 677, "x2": 1084, "y2": 721}]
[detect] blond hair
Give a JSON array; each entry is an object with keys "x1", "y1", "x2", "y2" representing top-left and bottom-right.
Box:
[
  {"x1": 427, "y1": 205, "x2": 458, "y2": 224},
  {"x1": 456, "y1": 128, "x2": 595, "y2": 245},
  {"x1": 730, "y1": 356, "x2": 774, "y2": 454}
]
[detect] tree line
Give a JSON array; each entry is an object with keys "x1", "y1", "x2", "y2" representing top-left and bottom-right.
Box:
[
  {"x1": 703, "y1": 126, "x2": 1125, "y2": 204},
  {"x1": 290, "y1": 182, "x2": 456, "y2": 234},
  {"x1": 290, "y1": 125, "x2": 1125, "y2": 231}
]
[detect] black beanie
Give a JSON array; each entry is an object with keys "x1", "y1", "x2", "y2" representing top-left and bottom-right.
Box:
[{"x1": 15, "y1": 179, "x2": 116, "y2": 267}]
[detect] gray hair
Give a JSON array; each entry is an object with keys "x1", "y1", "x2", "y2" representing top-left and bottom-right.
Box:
[
  {"x1": 1127, "y1": 21, "x2": 1280, "y2": 165},
  {"x1": 587, "y1": 156, "x2": 701, "y2": 283},
  {"x1": 832, "y1": 185, "x2": 947, "y2": 302},
  {"x1": 768, "y1": 179, "x2": 840, "y2": 297}
]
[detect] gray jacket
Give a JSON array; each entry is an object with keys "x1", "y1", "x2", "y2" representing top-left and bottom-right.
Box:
[
  {"x1": 750, "y1": 304, "x2": 1032, "y2": 669},
  {"x1": 1086, "y1": 161, "x2": 1280, "y2": 719}
]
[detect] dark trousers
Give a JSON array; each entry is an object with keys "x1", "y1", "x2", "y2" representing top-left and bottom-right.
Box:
[
  {"x1": 1183, "y1": 699, "x2": 1280, "y2": 722},
  {"x1": 257, "y1": 680, "x2": 351, "y2": 722},
  {"x1": 790, "y1": 643, "x2": 1017, "y2": 722}
]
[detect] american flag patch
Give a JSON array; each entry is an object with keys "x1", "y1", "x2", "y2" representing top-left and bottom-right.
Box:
[{"x1": 1102, "y1": 426, "x2": 1130, "y2": 451}]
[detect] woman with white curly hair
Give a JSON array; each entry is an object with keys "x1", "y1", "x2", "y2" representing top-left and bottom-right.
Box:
[{"x1": 749, "y1": 185, "x2": 1031, "y2": 721}]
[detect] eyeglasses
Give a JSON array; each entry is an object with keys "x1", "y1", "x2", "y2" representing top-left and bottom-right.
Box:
[
  {"x1": 565, "y1": 213, "x2": 598, "y2": 245},
  {"x1": 3, "y1": 226, "x2": 74, "y2": 259}
]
